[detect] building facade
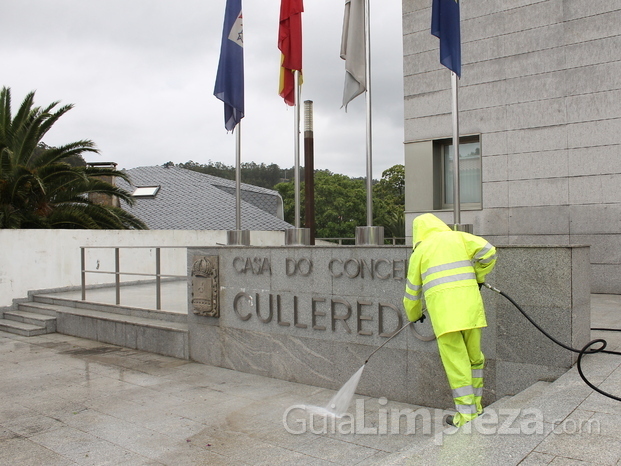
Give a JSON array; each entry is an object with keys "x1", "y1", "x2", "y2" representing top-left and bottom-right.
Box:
[{"x1": 402, "y1": 1, "x2": 621, "y2": 293}]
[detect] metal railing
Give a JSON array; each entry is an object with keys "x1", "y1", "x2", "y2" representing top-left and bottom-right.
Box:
[
  {"x1": 319, "y1": 237, "x2": 408, "y2": 246},
  {"x1": 80, "y1": 246, "x2": 186, "y2": 310},
  {"x1": 80, "y1": 240, "x2": 409, "y2": 309}
]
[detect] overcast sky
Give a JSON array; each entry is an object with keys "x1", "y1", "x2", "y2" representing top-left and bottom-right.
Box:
[{"x1": 1, "y1": 1, "x2": 404, "y2": 179}]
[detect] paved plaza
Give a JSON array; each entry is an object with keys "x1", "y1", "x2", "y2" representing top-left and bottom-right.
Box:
[{"x1": 1, "y1": 294, "x2": 621, "y2": 465}]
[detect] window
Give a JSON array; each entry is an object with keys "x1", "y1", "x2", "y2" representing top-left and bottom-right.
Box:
[
  {"x1": 440, "y1": 137, "x2": 481, "y2": 208},
  {"x1": 403, "y1": 134, "x2": 481, "y2": 213},
  {"x1": 132, "y1": 186, "x2": 160, "y2": 197}
]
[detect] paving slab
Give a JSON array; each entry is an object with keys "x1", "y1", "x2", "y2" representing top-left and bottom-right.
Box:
[{"x1": 1, "y1": 293, "x2": 621, "y2": 465}]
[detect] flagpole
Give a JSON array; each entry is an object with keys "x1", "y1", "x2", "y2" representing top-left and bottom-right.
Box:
[
  {"x1": 294, "y1": 70, "x2": 301, "y2": 229},
  {"x1": 354, "y1": 0, "x2": 383, "y2": 245},
  {"x1": 236, "y1": 121, "x2": 242, "y2": 230},
  {"x1": 364, "y1": 0, "x2": 373, "y2": 228},
  {"x1": 451, "y1": 71, "x2": 461, "y2": 226}
]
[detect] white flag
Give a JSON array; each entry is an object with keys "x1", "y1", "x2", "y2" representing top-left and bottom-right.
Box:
[{"x1": 340, "y1": 0, "x2": 366, "y2": 109}]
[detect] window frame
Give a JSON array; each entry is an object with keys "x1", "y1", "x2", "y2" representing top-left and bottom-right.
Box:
[{"x1": 436, "y1": 135, "x2": 482, "y2": 210}]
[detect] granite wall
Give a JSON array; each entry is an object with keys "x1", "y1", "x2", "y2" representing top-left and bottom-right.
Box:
[
  {"x1": 402, "y1": 0, "x2": 621, "y2": 294},
  {"x1": 187, "y1": 245, "x2": 590, "y2": 409}
]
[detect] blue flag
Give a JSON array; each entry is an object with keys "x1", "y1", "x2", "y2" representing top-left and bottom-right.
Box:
[
  {"x1": 214, "y1": 0, "x2": 244, "y2": 131},
  {"x1": 431, "y1": 0, "x2": 461, "y2": 77}
]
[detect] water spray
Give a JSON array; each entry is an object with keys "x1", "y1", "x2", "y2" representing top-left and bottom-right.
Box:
[{"x1": 326, "y1": 318, "x2": 420, "y2": 416}]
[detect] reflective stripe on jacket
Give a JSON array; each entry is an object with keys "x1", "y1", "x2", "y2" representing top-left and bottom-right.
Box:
[{"x1": 403, "y1": 214, "x2": 497, "y2": 337}]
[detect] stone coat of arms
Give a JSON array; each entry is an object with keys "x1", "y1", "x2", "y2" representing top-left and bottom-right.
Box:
[{"x1": 191, "y1": 255, "x2": 219, "y2": 317}]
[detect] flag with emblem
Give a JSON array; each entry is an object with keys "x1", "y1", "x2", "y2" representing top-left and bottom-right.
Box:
[{"x1": 214, "y1": 0, "x2": 244, "y2": 131}]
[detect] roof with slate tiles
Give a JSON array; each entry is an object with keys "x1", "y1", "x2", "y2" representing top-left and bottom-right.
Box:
[{"x1": 116, "y1": 165, "x2": 293, "y2": 231}]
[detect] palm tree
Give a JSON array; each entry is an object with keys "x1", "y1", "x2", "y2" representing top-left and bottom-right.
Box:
[{"x1": 0, "y1": 87, "x2": 147, "y2": 229}]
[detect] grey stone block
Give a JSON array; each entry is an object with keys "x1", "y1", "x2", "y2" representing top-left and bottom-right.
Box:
[
  {"x1": 270, "y1": 248, "x2": 332, "y2": 295},
  {"x1": 507, "y1": 126, "x2": 568, "y2": 157},
  {"x1": 188, "y1": 322, "x2": 222, "y2": 366},
  {"x1": 461, "y1": 106, "x2": 508, "y2": 134},
  {"x1": 402, "y1": 10, "x2": 425, "y2": 33},
  {"x1": 495, "y1": 361, "x2": 567, "y2": 397},
  {"x1": 135, "y1": 326, "x2": 187, "y2": 360},
  {"x1": 506, "y1": 235, "x2": 570, "y2": 245},
  {"x1": 601, "y1": 174, "x2": 621, "y2": 203},
  {"x1": 482, "y1": 181, "x2": 508, "y2": 209},
  {"x1": 466, "y1": 35, "x2": 505, "y2": 64},
  {"x1": 569, "y1": 176, "x2": 604, "y2": 205},
  {"x1": 96, "y1": 319, "x2": 131, "y2": 348},
  {"x1": 405, "y1": 347, "x2": 452, "y2": 409},
  {"x1": 506, "y1": 98, "x2": 567, "y2": 131},
  {"x1": 482, "y1": 154, "x2": 507, "y2": 183},
  {"x1": 57, "y1": 314, "x2": 97, "y2": 341},
  {"x1": 482, "y1": 131, "x2": 508, "y2": 157},
  {"x1": 508, "y1": 178, "x2": 569, "y2": 208},
  {"x1": 568, "y1": 118, "x2": 621, "y2": 149},
  {"x1": 405, "y1": 114, "x2": 452, "y2": 142},
  {"x1": 570, "y1": 204, "x2": 621, "y2": 235},
  {"x1": 357, "y1": 346, "x2": 409, "y2": 403},
  {"x1": 506, "y1": 72, "x2": 567, "y2": 105},
  {"x1": 508, "y1": 206, "x2": 570, "y2": 234},
  {"x1": 404, "y1": 89, "x2": 449, "y2": 120},
  {"x1": 567, "y1": 146, "x2": 621, "y2": 176},
  {"x1": 564, "y1": 1, "x2": 620, "y2": 21},
  {"x1": 503, "y1": 1, "x2": 563, "y2": 36},
  {"x1": 590, "y1": 264, "x2": 619, "y2": 294},
  {"x1": 461, "y1": 81, "x2": 507, "y2": 112},
  {"x1": 566, "y1": 89, "x2": 621, "y2": 123},
  {"x1": 504, "y1": 45, "x2": 566, "y2": 79},
  {"x1": 565, "y1": 8, "x2": 621, "y2": 42},
  {"x1": 506, "y1": 150, "x2": 569, "y2": 182},
  {"x1": 496, "y1": 302, "x2": 573, "y2": 367},
  {"x1": 460, "y1": 56, "x2": 506, "y2": 86},
  {"x1": 403, "y1": 71, "x2": 450, "y2": 101}
]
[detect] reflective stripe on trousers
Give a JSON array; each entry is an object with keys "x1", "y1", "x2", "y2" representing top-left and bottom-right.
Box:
[{"x1": 437, "y1": 328, "x2": 484, "y2": 427}]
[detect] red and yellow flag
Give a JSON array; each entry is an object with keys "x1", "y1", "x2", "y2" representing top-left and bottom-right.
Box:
[{"x1": 278, "y1": 0, "x2": 303, "y2": 106}]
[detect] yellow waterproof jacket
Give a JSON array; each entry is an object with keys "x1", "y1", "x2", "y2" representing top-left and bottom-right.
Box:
[{"x1": 403, "y1": 214, "x2": 497, "y2": 337}]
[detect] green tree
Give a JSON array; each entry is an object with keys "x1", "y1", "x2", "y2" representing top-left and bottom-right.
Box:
[
  {"x1": 276, "y1": 170, "x2": 367, "y2": 239},
  {"x1": 373, "y1": 165, "x2": 405, "y2": 239},
  {"x1": 277, "y1": 165, "x2": 406, "y2": 241},
  {"x1": 374, "y1": 164, "x2": 404, "y2": 206},
  {"x1": 0, "y1": 87, "x2": 146, "y2": 229},
  {"x1": 176, "y1": 160, "x2": 290, "y2": 190}
]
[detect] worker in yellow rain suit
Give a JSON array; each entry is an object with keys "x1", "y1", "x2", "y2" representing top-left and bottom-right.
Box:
[{"x1": 403, "y1": 213, "x2": 496, "y2": 427}]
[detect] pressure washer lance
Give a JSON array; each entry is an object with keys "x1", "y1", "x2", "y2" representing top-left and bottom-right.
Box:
[
  {"x1": 364, "y1": 317, "x2": 422, "y2": 365},
  {"x1": 482, "y1": 282, "x2": 621, "y2": 402}
]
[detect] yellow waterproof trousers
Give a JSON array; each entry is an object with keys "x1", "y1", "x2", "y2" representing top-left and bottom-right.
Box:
[{"x1": 437, "y1": 328, "x2": 484, "y2": 427}]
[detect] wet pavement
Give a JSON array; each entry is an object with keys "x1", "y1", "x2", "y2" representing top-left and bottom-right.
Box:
[{"x1": 1, "y1": 294, "x2": 621, "y2": 465}]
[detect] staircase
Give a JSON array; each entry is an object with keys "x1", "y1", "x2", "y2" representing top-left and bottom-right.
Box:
[
  {"x1": 1, "y1": 292, "x2": 189, "y2": 359},
  {"x1": 0, "y1": 306, "x2": 57, "y2": 336},
  {"x1": 380, "y1": 362, "x2": 615, "y2": 465}
]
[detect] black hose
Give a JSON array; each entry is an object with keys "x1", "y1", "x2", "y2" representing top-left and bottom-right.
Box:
[{"x1": 483, "y1": 282, "x2": 621, "y2": 402}]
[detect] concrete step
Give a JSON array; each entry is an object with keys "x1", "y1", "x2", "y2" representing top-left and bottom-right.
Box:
[
  {"x1": 4, "y1": 310, "x2": 57, "y2": 333},
  {"x1": 20, "y1": 300, "x2": 189, "y2": 359},
  {"x1": 380, "y1": 377, "x2": 582, "y2": 465},
  {"x1": 27, "y1": 302, "x2": 188, "y2": 332},
  {"x1": 31, "y1": 295, "x2": 186, "y2": 324},
  {"x1": 16, "y1": 302, "x2": 58, "y2": 317},
  {"x1": 485, "y1": 380, "x2": 552, "y2": 410},
  {"x1": 0, "y1": 318, "x2": 48, "y2": 337}
]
